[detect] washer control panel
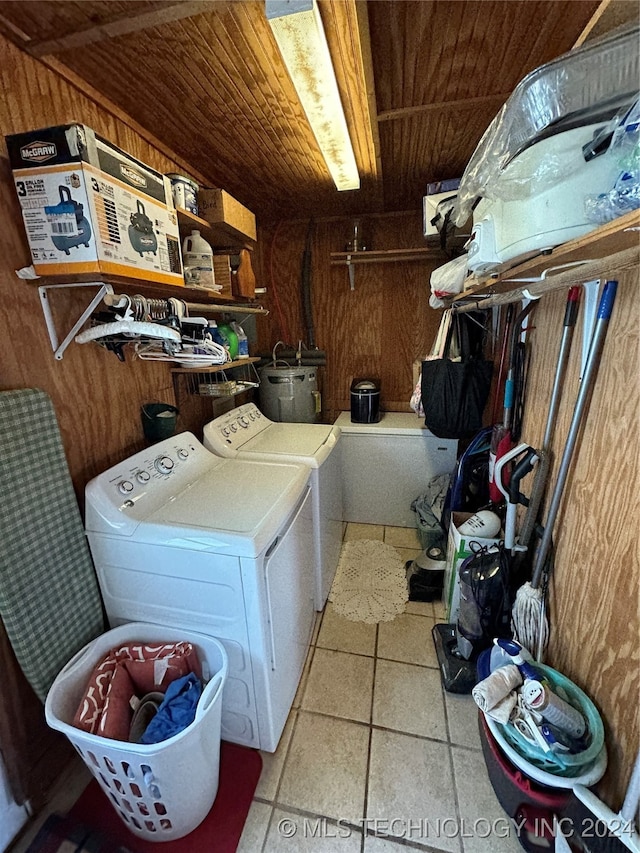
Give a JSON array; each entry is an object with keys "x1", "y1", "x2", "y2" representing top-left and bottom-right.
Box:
[
  {"x1": 204, "y1": 402, "x2": 271, "y2": 456},
  {"x1": 87, "y1": 432, "x2": 222, "y2": 518}
]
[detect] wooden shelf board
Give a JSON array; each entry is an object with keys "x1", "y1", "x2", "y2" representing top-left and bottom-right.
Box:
[
  {"x1": 33, "y1": 272, "x2": 266, "y2": 312},
  {"x1": 176, "y1": 208, "x2": 256, "y2": 251},
  {"x1": 171, "y1": 356, "x2": 260, "y2": 374},
  {"x1": 330, "y1": 247, "x2": 446, "y2": 265},
  {"x1": 456, "y1": 209, "x2": 640, "y2": 302}
]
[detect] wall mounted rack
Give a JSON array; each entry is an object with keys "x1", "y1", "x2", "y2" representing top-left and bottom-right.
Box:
[
  {"x1": 330, "y1": 247, "x2": 446, "y2": 290},
  {"x1": 29, "y1": 273, "x2": 267, "y2": 360}
]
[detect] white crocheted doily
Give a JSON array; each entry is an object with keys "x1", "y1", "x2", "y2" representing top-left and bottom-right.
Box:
[{"x1": 329, "y1": 539, "x2": 408, "y2": 623}]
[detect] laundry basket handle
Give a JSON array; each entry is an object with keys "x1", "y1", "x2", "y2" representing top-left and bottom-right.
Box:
[
  {"x1": 55, "y1": 636, "x2": 98, "y2": 681},
  {"x1": 195, "y1": 671, "x2": 225, "y2": 720}
]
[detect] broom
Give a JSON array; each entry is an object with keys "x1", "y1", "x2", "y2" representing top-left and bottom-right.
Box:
[
  {"x1": 511, "y1": 286, "x2": 581, "y2": 654},
  {"x1": 527, "y1": 281, "x2": 617, "y2": 661}
]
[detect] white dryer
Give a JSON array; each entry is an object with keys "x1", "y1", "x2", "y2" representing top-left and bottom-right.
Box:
[
  {"x1": 203, "y1": 402, "x2": 342, "y2": 611},
  {"x1": 85, "y1": 432, "x2": 315, "y2": 752}
]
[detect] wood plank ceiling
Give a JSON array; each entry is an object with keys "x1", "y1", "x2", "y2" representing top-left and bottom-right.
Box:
[{"x1": 0, "y1": 0, "x2": 624, "y2": 225}]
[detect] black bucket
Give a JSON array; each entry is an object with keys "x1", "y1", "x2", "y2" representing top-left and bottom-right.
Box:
[{"x1": 141, "y1": 403, "x2": 179, "y2": 443}]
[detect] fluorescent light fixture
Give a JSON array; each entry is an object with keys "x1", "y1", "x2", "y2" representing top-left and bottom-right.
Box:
[{"x1": 266, "y1": 0, "x2": 360, "y2": 191}]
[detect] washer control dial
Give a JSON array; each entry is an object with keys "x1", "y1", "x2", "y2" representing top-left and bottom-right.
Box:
[
  {"x1": 155, "y1": 455, "x2": 174, "y2": 475},
  {"x1": 238, "y1": 416, "x2": 249, "y2": 428},
  {"x1": 118, "y1": 480, "x2": 134, "y2": 495},
  {"x1": 136, "y1": 470, "x2": 151, "y2": 484},
  {"x1": 230, "y1": 423, "x2": 238, "y2": 433},
  {"x1": 177, "y1": 448, "x2": 189, "y2": 460}
]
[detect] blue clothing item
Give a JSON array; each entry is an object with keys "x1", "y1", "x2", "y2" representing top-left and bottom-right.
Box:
[{"x1": 140, "y1": 672, "x2": 203, "y2": 744}]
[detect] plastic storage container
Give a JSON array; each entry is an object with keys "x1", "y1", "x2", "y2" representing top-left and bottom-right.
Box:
[
  {"x1": 494, "y1": 663, "x2": 605, "y2": 778},
  {"x1": 479, "y1": 714, "x2": 572, "y2": 853},
  {"x1": 45, "y1": 622, "x2": 228, "y2": 842},
  {"x1": 167, "y1": 173, "x2": 199, "y2": 215}
]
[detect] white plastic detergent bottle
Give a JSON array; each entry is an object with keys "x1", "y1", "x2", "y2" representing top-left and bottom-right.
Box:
[{"x1": 182, "y1": 230, "x2": 215, "y2": 290}]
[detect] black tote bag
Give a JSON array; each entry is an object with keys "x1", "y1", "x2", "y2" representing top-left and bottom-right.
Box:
[{"x1": 421, "y1": 312, "x2": 493, "y2": 439}]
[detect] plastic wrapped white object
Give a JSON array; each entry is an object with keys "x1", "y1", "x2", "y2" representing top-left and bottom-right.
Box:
[
  {"x1": 452, "y1": 25, "x2": 640, "y2": 226},
  {"x1": 585, "y1": 98, "x2": 640, "y2": 223},
  {"x1": 429, "y1": 254, "x2": 468, "y2": 308}
]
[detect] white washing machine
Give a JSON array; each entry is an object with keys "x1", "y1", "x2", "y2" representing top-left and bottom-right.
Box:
[
  {"x1": 203, "y1": 402, "x2": 342, "y2": 611},
  {"x1": 85, "y1": 432, "x2": 315, "y2": 753},
  {"x1": 334, "y1": 412, "x2": 458, "y2": 528}
]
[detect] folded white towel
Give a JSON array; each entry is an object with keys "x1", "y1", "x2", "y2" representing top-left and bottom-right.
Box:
[{"x1": 472, "y1": 664, "x2": 523, "y2": 723}]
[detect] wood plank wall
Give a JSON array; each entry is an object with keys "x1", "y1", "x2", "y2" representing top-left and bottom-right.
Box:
[
  {"x1": 254, "y1": 214, "x2": 445, "y2": 421},
  {"x1": 0, "y1": 34, "x2": 219, "y2": 807},
  {"x1": 255, "y1": 221, "x2": 640, "y2": 806},
  {"x1": 519, "y1": 274, "x2": 639, "y2": 806},
  {"x1": 0, "y1": 29, "x2": 637, "y2": 814},
  {"x1": 0, "y1": 35, "x2": 218, "y2": 494}
]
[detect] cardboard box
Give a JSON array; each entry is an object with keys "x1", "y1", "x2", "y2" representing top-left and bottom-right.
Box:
[
  {"x1": 212, "y1": 253, "x2": 233, "y2": 300},
  {"x1": 198, "y1": 188, "x2": 257, "y2": 245},
  {"x1": 444, "y1": 512, "x2": 502, "y2": 625},
  {"x1": 6, "y1": 124, "x2": 183, "y2": 286}
]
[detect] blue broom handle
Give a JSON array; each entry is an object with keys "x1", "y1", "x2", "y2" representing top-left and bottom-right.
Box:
[{"x1": 531, "y1": 280, "x2": 618, "y2": 589}]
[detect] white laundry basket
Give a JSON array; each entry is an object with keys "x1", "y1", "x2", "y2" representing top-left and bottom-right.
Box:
[{"x1": 45, "y1": 622, "x2": 228, "y2": 842}]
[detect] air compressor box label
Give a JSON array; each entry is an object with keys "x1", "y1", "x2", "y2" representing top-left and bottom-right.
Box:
[{"x1": 7, "y1": 124, "x2": 183, "y2": 285}]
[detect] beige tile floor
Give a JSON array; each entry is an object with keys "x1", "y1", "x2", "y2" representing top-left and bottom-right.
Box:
[
  {"x1": 238, "y1": 523, "x2": 524, "y2": 853},
  {"x1": 9, "y1": 523, "x2": 523, "y2": 853}
]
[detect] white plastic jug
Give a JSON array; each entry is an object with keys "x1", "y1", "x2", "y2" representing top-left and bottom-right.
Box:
[{"x1": 182, "y1": 230, "x2": 215, "y2": 290}]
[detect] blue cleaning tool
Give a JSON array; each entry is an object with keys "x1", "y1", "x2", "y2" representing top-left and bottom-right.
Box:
[
  {"x1": 493, "y1": 638, "x2": 544, "y2": 682},
  {"x1": 541, "y1": 724, "x2": 587, "y2": 755}
]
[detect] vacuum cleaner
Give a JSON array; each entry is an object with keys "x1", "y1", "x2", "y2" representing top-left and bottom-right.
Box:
[
  {"x1": 433, "y1": 542, "x2": 512, "y2": 694},
  {"x1": 45, "y1": 185, "x2": 92, "y2": 255},
  {"x1": 128, "y1": 199, "x2": 158, "y2": 257}
]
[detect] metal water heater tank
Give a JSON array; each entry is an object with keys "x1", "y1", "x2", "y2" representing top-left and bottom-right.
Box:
[{"x1": 259, "y1": 365, "x2": 319, "y2": 423}]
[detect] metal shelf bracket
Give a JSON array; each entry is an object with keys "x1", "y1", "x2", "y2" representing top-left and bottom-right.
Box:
[
  {"x1": 38, "y1": 281, "x2": 114, "y2": 360},
  {"x1": 346, "y1": 254, "x2": 355, "y2": 291},
  {"x1": 502, "y1": 259, "x2": 595, "y2": 284}
]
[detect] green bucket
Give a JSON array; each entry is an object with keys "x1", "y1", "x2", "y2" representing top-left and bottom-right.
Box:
[
  {"x1": 141, "y1": 403, "x2": 179, "y2": 443},
  {"x1": 497, "y1": 663, "x2": 605, "y2": 777}
]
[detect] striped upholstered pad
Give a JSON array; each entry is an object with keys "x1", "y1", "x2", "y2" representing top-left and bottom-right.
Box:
[{"x1": 0, "y1": 389, "x2": 105, "y2": 701}]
